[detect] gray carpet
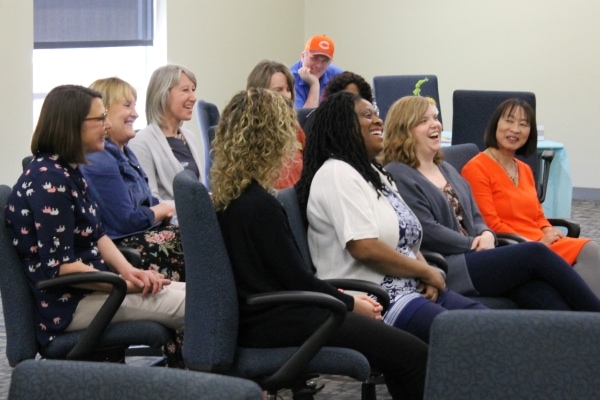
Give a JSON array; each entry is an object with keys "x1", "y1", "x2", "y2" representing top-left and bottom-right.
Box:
[{"x1": 1, "y1": 199, "x2": 599, "y2": 399}]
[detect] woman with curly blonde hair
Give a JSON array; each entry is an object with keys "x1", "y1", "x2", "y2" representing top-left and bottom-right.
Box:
[
  {"x1": 212, "y1": 88, "x2": 429, "y2": 400},
  {"x1": 210, "y1": 88, "x2": 297, "y2": 210}
]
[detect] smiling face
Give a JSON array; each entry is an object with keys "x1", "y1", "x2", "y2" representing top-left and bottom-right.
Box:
[
  {"x1": 301, "y1": 51, "x2": 331, "y2": 79},
  {"x1": 165, "y1": 72, "x2": 197, "y2": 124},
  {"x1": 495, "y1": 105, "x2": 531, "y2": 154},
  {"x1": 355, "y1": 98, "x2": 384, "y2": 160},
  {"x1": 412, "y1": 103, "x2": 443, "y2": 161},
  {"x1": 268, "y1": 71, "x2": 292, "y2": 100},
  {"x1": 81, "y1": 97, "x2": 110, "y2": 154},
  {"x1": 106, "y1": 94, "x2": 138, "y2": 149}
]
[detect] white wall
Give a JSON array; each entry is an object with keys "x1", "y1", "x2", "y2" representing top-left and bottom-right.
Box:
[
  {"x1": 0, "y1": 0, "x2": 33, "y2": 187},
  {"x1": 304, "y1": 0, "x2": 600, "y2": 190},
  {"x1": 2, "y1": 0, "x2": 599, "y2": 191}
]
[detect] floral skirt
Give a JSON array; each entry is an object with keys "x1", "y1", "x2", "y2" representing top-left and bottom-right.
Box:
[
  {"x1": 115, "y1": 224, "x2": 186, "y2": 367},
  {"x1": 115, "y1": 224, "x2": 185, "y2": 282}
]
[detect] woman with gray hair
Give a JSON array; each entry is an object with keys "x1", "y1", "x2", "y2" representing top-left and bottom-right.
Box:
[{"x1": 129, "y1": 64, "x2": 202, "y2": 202}]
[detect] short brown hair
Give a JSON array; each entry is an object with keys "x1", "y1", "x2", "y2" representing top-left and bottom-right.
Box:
[
  {"x1": 484, "y1": 98, "x2": 537, "y2": 157},
  {"x1": 31, "y1": 85, "x2": 102, "y2": 164}
]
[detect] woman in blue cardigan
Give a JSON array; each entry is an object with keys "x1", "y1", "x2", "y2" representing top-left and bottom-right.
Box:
[{"x1": 81, "y1": 77, "x2": 185, "y2": 282}]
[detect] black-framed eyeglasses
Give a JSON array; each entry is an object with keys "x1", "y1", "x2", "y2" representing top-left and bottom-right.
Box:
[{"x1": 84, "y1": 111, "x2": 108, "y2": 126}]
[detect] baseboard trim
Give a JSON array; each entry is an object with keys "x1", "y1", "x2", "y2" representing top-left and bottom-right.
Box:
[{"x1": 573, "y1": 187, "x2": 600, "y2": 201}]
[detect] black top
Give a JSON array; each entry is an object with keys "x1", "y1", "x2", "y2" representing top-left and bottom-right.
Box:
[{"x1": 217, "y1": 181, "x2": 354, "y2": 347}]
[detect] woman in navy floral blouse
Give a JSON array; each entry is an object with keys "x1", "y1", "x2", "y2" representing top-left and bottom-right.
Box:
[{"x1": 5, "y1": 85, "x2": 185, "y2": 356}]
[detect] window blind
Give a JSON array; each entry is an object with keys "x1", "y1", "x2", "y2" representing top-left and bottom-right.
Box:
[{"x1": 34, "y1": 0, "x2": 153, "y2": 49}]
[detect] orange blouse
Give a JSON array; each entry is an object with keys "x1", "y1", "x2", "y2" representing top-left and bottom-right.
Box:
[
  {"x1": 274, "y1": 125, "x2": 306, "y2": 190},
  {"x1": 462, "y1": 152, "x2": 589, "y2": 265}
]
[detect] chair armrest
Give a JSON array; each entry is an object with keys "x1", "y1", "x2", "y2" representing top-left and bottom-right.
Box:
[
  {"x1": 496, "y1": 232, "x2": 526, "y2": 243},
  {"x1": 247, "y1": 291, "x2": 347, "y2": 389},
  {"x1": 548, "y1": 218, "x2": 581, "y2": 238},
  {"x1": 117, "y1": 246, "x2": 142, "y2": 268},
  {"x1": 37, "y1": 271, "x2": 127, "y2": 360},
  {"x1": 421, "y1": 250, "x2": 448, "y2": 274},
  {"x1": 325, "y1": 279, "x2": 390, "y2": 313}
]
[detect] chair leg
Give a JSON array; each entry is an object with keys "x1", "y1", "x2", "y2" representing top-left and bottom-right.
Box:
[{"x1": 362, "y1": 380, "x2": 377, "y2": 400}]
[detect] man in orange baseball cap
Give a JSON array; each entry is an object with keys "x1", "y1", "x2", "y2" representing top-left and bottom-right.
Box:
[{"x1": 290, "y1": 34, "x2": 343, "y2": 108}]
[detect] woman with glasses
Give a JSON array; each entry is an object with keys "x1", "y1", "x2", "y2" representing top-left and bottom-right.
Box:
[
  {"x1": 81, "y1": 77, "x2": 185, "y2": 282},
  {"x1": 129, "y1": 64, "x2": 202, "y2": 203},
  {"x1": 5, "y1": 85, "x2": 185, "y2": 365}
]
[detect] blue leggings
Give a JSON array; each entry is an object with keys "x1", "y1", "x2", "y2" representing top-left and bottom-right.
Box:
[
  {"x1": 391, "y1": 290, "x2": 486, "y2": 343},
  {"x1": 465, "y1": 242, "x2": 600, "y2": 311}
]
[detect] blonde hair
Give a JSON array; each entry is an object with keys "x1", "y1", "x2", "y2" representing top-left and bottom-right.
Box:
[
  {"x1": 210, "y1": 88, "x2": 297, "y2": 211},
  {"x1": 382, "y1": 96, "x2": 443, "y2": 167},
  {"x1": 89, "y1": 77, "x2": 137, "y2": 109}
]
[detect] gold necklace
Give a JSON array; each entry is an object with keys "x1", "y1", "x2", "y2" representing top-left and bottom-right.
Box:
[{"x1": 488, "y1": 149, "x2": 519, "y2": 185}]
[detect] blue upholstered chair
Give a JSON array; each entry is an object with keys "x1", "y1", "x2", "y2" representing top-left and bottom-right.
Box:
[
  {"x1": 195, "y1": 100, "x2": 220, "y2": 189},
  {"x1": 173, "y1": 170, "x2": 374, "y2": 400},
  {"x1": 373, "y1": 75, "x2": 442, "y2": 122},
  {"x1": 8, "y1": 359, "x2": 263, "y2": 400},
  {"x1": 0, "y1": 184, "x2": 172, "y2": 366},
  {"x1": 424, "y1": 310, "x2": 600, "y2": 400},
  {"x1": 296, "y1": 107, "x2": 316, "y2": 133}
]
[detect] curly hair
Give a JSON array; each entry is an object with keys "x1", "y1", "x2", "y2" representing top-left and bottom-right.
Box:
[
  {"x1": 381, "y1": 96, "x2": 443, "y2": 168},
  {"x1": 246, "y1": 59, "x2": 296, "y2": 105},
  {"x1": 296, "y1": 92, "x2": 391, "y2": 221},
  {"x1": 210, "y1": 88, "x2": 298, "y2": 211},
  {"x1": 322, "y1": 71, "x2": 374, "y2": 103}
]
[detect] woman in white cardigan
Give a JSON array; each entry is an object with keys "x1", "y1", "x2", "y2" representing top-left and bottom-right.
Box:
[{"x1": 129, "y1": 64, "x2": 202, "y2": 202}]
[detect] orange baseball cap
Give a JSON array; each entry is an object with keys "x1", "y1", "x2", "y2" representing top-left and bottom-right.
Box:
[{"x1": 305, "y1": 35, "x2": 335, "y2": 59}]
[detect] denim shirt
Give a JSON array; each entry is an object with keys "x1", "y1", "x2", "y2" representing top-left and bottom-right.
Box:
[{"x1": 82, "y1": 139, "x2": 158, "y2": 239}]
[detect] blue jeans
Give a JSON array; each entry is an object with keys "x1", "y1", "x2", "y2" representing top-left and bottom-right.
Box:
[{"x1": 465, "y1": 241, "x2": 600, "y2": 311}]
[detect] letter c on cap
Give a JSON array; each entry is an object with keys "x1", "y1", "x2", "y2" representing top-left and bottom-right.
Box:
[{"x1": 318, "y1": 40, "x2": 330, "y2": 50}]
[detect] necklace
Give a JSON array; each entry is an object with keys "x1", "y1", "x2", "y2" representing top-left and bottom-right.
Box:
[
  {"x1": 175, "y1": 131, "x2": 187, "y2": 146},
  {"x1": 488, "y1": 149, "x2": 519, "y2": 185}
]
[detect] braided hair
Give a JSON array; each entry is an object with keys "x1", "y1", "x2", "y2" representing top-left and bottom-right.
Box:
[{"x1": 296, "y1": 91, "x2": 391, "y2": 221}]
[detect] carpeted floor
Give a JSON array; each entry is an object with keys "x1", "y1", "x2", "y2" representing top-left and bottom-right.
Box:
[{"x1": 0, "y1": 199, "x2": 599, "y2": 399}]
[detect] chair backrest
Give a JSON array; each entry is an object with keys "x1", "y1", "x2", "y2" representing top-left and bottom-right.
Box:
[
  {"x1": 9, "y1": 359, "x2": 263, "y2": 400},
  {"x1": 440, "y1": 143, "x2": 480, "y2": 173},
  {"x1": 195, "y1": 100, "x2": 220, "y2": 189},
  {"x1": 425, "y1": 310, "x2": 600, "y2": 399},
  {"x1": 296, "y1": 107, "x2": 315, "y2": 133},
  {"x1": 21, "y1": 155, "x2": 34, "y2": 171},
  {"x1": 373, "y1": 75, "x2": 442, "y2": 123},
  {"x1": 0, "y1": 184, "x2": 39, "y2": 366},
  {"x1": 173, "y1": 170, "x2": 238, "y2": 372},
  {"x1": 276, "y1": 187, "x2": 314, "y2": 272},
  {"x1": 451, "y1": 89, "x2": 540, "y2": 185}
]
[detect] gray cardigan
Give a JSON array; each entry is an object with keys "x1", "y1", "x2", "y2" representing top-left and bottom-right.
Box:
[
  {"x1": 385, "y1": 161, "x2": 495, "y2": 295},
  {"x1": 128, "y1": 122, "x2": 202, "y2": 201}
]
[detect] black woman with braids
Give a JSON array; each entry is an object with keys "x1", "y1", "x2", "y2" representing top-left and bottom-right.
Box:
[
  {"x1": 211, "y1": 88, "x2": 428, "y2": 400},
  {"x1": 296, "y1": 92, "x2": 487, "y2": 344}
]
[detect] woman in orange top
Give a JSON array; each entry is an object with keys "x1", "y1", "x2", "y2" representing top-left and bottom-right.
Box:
[
  {"x1": 462, "y1": 98, "x2": 600, "y2": 295},
  {"x1": 246, "y1": 60, "x2": 306, "y2": 189}
]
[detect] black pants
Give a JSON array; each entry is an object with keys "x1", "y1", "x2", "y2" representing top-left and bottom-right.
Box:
[{"x1": 327, "y1": 313, "x2": 427, "y2": 400}]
